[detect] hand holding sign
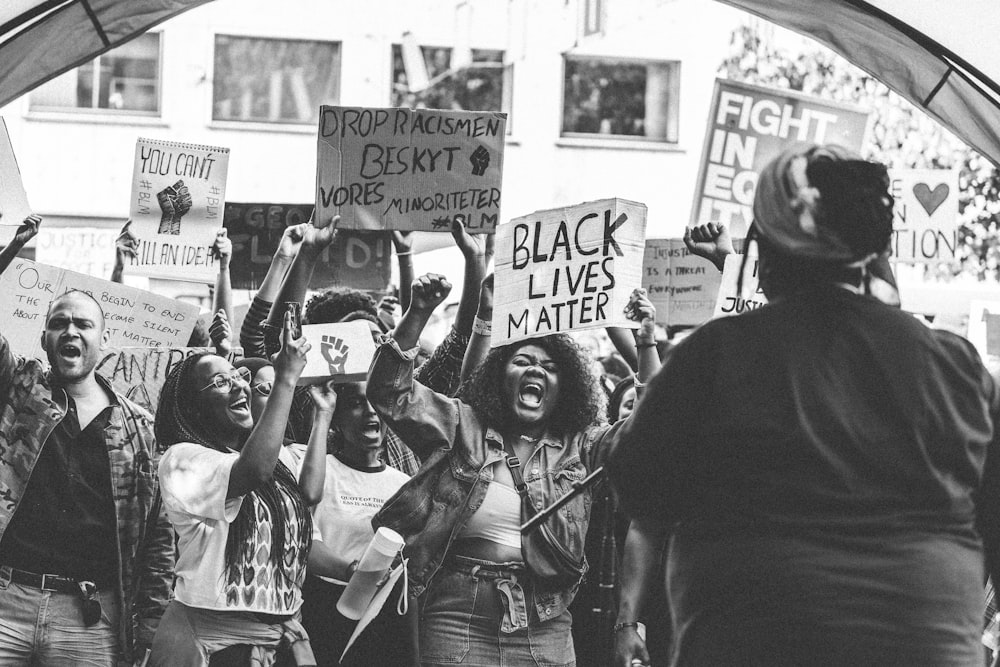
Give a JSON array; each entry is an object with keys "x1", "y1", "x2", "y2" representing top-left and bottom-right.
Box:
[
  {"x1": 308, "y1": 380, "x2": 338, "y2": 415},
  {"x1": 13, "y1": 214, "x2": 41, "y2": 246},
  {"x1": 273, "y1": 310, "x2": 311, "y2": 384},
  {"x1": 277, "y1": 223, "x2": 308, "y2": 261},
  {"x1": 302, "y1": 215, "x2": 339, "y2": 250},
  {"x1": 411, "y1": 273, "x2": 453, "y2": 314},
  {"x1": 623, "y1": 288, "x2": 656, "y2": 338},
  {"x1": 209, "y1": 309, "x2": 232, "y2": 357},
  {"x1": 211, "y1": 229, "x2": 232, "y2": 267},
  {"x1": 452, "y1": 216, "x2": 488, "y2": 259}
]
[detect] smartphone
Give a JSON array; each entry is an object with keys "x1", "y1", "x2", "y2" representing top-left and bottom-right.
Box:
[{"x1": 286, "y1": 302, "x2": 302, "y2": 339}]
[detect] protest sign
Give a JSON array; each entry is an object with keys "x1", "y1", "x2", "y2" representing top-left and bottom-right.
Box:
[
  {"x1": 888, "y1": 169, "x2": 959, "y2": 262},
  {"x1": 298, "y1": 321, "x2": 377, "y2": 384},
  {"x1": 713, "y1": 253, "x2": 767, "y2": 319},
  {"x1": 492, "y1": 198, "x2": 646, "y2": 347},
  {"x1": 0, "y1": 118, "x2": 31, "y2": 226},
  {"x1": 0, "y1": 259, "x2": 199, "y2": 357},
  {"x1": 223, "y1": 202, "x2": 391, "y2": 291},
  {"x1": 967, "y1": 301, "x2": 1000, "y2": 363},
  {"x1": 691, "y1": 79, "x2": 870, "y2": 238},
  {"x1": 35, "y1": 226, "x2": 117, "y2": 278},
  {"x1": 316, "y1": 106, "x2": 506, "y2": 232},
  {"x1": 642, "y1": 239, "x2": 722, "y2": 326},
  {"x1": 128, "y1": 138, "x2": 230, "y2": 282}
]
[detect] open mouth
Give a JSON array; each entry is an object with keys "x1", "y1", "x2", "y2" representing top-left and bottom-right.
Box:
[
  {"x1": 229, "y1": 396, "x2": 250, "y2": 414},
  {"x1": 58, "y1": 343, "x2": 82, "y2": 360},
  {"x1": 362, "y1": 420, "x2": 381, "y2": 438},
  {"x1": 518, "y1": 381, "x2": 545, "y2": 409}
]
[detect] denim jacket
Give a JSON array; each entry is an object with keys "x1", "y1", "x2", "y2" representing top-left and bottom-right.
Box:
[
  {"x1": 368, "y1": 338, "x2": 627, "y2": 623},
  {"x1": 0, "y1": 335, "x2": 174, "y2": 660}
]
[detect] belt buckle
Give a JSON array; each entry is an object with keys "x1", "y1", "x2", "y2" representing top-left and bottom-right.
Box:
[{"x1": 40, "y1": 574, "x2": 60, "y2": 592}]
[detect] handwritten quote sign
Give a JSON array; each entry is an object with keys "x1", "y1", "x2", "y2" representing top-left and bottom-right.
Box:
[
  {"x1": 128, "y1": 138, "x2": 230, "y2": 282},
  {"x1": 692, "y1": 79, "x2": 870, "y2": 238},
  {"x1": 0, "y1": 259, "x2": 199, "y2": 358},
  {"x1": 316, "y1": 107, "x2": 506, "y2": 232},
  {"x1": 888, "y1": 169, "x2": 959, "y2": 262},
  {"x1": 642, "y1": 239, "x2": 722, "y2": 326},
  {"x1": 713, "y1": 253, "x2": 766, "y2": 319},
  {"x1": 0, "y1": 117, "x2": 31, "y2": 226},
  {"x1": 492, "y1": 198, "x2": 647, "y2": 347},
  {"x1": 299, "y1": 321, "x2": 377, "y2": 384},
  {"x1": 223, "y1": 202, "x2": 391, "y2": 292}
]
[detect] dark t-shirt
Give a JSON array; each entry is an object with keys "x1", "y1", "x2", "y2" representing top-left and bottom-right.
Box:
[
  {"x1": 610, "y1": 286, "x2": 1000, "y2": 665},
  {"x1": 0, "y1": 393, "x2": 119, "y2": 586}
]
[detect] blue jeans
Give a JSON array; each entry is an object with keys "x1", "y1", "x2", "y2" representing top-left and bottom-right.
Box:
[
  {"x1": 0, "y1": 575, "x2": 120, "y2": 666},
  {"x1": 419, "y1": 556, "x2": 575, "y2": 667}
]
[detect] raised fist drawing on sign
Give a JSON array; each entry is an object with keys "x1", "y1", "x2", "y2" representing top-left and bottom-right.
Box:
[
  {"x1": 321, "y1": 335, "x2": 350, "y2": 376},
  {"x1": 469, "y1": 146, "x2": 490, "y2": 176},
  {"x1": 156, "y1": 180, "x2": 193, "y2": 235}
]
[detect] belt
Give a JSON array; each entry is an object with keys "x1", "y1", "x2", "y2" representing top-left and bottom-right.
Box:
[
  {"x1": 445, "y1": 555, "x2": 525, "y2": 580},
  {"x1": 0, "y1": 565, "x2": 90, "y2": 595}
]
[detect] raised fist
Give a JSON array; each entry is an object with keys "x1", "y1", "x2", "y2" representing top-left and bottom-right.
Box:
[
  {"x1": 469, "y1": 146, "x2": 490, "y2": 176},
  {"x1": 321, "y1": 335, "x2": 350, "y2": 375},
  {"x1": 156, "y1": 180, "x2": 193, "y2": 235}
]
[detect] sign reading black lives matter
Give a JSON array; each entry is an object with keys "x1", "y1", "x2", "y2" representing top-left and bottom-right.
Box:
[
  {"x1": 493, "y1": 198, "x2": 647, "y2": 347},
  {"x1": 128, "y1": 138, "x2": 230, "y2": 282},
  {"x1": 691, "y1": 79, "x2": 870, "y2": 238},
  {"x1": 316, "y1": 106, "x2": 506, "y2": 232}
]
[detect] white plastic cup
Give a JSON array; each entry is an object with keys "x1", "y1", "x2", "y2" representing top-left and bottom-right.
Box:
[{"x1": 336, "y1": 527, "x2": 404, "y2": 620}]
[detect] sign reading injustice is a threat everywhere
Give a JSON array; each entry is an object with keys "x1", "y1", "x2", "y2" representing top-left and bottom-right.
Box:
[
  {"x1": 316, "y1": 106, "x2": 506, "y2": 232},
  {"x1": 128, "y1": 138, "x2": 230, "y2": 282},
  {"x1": 691, "y1": 79, "x2": 870, "y2": 238},
  {"x1": 642, "y1": 239, "x2": 722, "y2": 327},
  {"x1": 492, "y1": 198, "x2": 646, "y2": 347}
]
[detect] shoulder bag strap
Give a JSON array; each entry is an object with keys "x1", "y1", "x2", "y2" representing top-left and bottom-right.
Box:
[{"x1": 502, "y1": 440, "x2": 535, "y2": 516}]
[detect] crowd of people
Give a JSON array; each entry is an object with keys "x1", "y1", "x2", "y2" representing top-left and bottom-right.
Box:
[{"x1": 1, "y1": 142, "x2": 999, "y2": 667}]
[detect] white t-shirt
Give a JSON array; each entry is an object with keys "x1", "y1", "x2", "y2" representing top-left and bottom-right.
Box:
[
  {"x1": 158, "y1": 443, "x2": 309, "y2": 614},
  {"x1": 295, "y1": 449, "x2": 407, "y2": 585}
]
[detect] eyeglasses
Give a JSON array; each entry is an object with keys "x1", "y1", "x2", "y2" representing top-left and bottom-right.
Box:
[
  {"x1": 198, "y1": 367, "x2": 252, "y2": 393},
  {"x1": 251, "y1": 381, "x2": 272, "y2": 397}
]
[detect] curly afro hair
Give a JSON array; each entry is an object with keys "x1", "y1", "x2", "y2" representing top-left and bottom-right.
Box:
[
  {"x1": 457, "y1": 334, "x2": 607, "y2": 436},
  {"x1": 304, "y1": 288, "x2": 379, "y2": 325}
]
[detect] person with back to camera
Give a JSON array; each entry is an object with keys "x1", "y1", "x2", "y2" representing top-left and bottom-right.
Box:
[{"x1": 608, "y1": 144, "x2": 1000, "y2": 666}]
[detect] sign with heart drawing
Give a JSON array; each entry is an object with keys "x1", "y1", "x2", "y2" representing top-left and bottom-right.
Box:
[{"x1": 888, "y1": 169, "x2": 959, "y2": 262}]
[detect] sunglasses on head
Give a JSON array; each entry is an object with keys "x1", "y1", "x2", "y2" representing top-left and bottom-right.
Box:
[{"x1": 198, "y1": 366, "x2": 252, "y2": 393}]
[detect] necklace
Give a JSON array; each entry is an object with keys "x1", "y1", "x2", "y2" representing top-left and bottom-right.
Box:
[{"x1": 519, "y1": 434, "x2": 540, "y2": 443}]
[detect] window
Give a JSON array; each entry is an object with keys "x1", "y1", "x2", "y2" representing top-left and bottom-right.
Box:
[
  {"x1": 390, "y1": 45, "x2": 506, "y2": 116},
  {"x1": 30, "y1": 33, "x2": 161, "y2": 114},
  {"x1": 562, "y1": 57, "x2": 680, "y2": 142},
  {"x1": 212, "y1": 36, "x2": 341, "y2": 124}
]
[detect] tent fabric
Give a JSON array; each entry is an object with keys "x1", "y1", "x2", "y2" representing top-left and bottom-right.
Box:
[
  {"x1": 0, "y1": 0, "x2": 213, "y2": 109},
  {"x1": 716, "y1": 0, "x2": 1000, "y2": 167}
]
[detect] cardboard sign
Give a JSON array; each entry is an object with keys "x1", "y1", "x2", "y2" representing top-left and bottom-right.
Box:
[
  {"x1": 0, "y1": 259, "x2": 199, "y2": 357},
  {"x1": 316, "y1": 107, "x2": 506, "y2": 232},
  {"x1": 691, "y1": 79, "x2": 870, "y2": 238},
  {"x1": 713, "y1": 253, "x2": 767, "y2": 319},
  {"x1": 35, "y1": 226, "x2": 118, "y2": 278},
  {"x1": 967, "y1": 301, "x2": 1000, "y2": 362},
  {"x1": 642, "y1": 239, "x2": 722, "y2": 327},
  {"x1": 298, "y1": 321, "x2": 377, "y2": 384},
  {"x1": 0, "y1": 118, "x2": 31, "y2": 226},
  {"x1": 492, "y1": 198, "x2": 647, "y2": 347},
  {"x1": 128, "y1": 138, "x2": 230, "y2": 282},
  {"x1": 223, "y1": 202, "x2": 392, "y2": 292},
  {"x1": 888, "y1": 169, "x2": 959, "y2": 262}
]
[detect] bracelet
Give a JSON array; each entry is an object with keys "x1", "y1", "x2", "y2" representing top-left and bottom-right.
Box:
[
  {"x1": 635, "y1": 342, "x2": 657, "y2": 349},
  {"x1": 613, "y1": 621, "x2": 640, "y2": 634},
  {"x1": 395, "y1": 250, "x2": 412, "y2": 257},
  {"x1": 473, "y1": 317, "x2": 492, "y2": 336}
]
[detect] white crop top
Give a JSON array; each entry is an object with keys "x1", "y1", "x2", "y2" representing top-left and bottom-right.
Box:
[{"x1": 459, "y1": 480, "x2": 522, "y2": 549}]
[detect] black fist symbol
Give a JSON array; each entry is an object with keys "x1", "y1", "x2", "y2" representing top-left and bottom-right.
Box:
[
  {"x1": 469, "y1": 146, "x2": 490, "y2": 177},
  {"x1": 156, "y1": 180, "x2": 193, "y2": 235},
  {"x1": 321, "y1": 335, "x2": 349, "y2": 375}
]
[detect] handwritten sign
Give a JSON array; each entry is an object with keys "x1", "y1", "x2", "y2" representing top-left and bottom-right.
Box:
[
  {"x1": 492, "y1": 198, "x2": 646, "y2": 347},
  {"x1": 316, "y1": 107, "x2": 506, "y2": 232},
  {"x1": 223, "y1": 202, "x2": 391, "y2": 292},
  {"x1": 713, "y1": 253, "x2": 767, "y2": 319},
  {"x1": 0, "y1": 117, "x2": 31, "y2": 226},
  {"x1": 299, "y1": 321, "x2": 377, "y2": 384},
  {"x1": 0, "y1": 259, "x2": 199, "y2": 358},
  {"x1": 128, "y1": 138, "x2": 230, "y2": 282},
  {"x1": 35, "y1": 226, "x2": 118, "y2": 278},
  {"x1": 888, "y1": 169, "x2": 959, "y2": 262},
  {"x1": 692, "y1": 79, "x2": 870, "y2": 238},
  {"x1": 642, "y1": 239, "x2": 721, "y2": 327}
]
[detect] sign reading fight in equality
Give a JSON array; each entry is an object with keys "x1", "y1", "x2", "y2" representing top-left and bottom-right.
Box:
[
  {"x1": 713, "y1": 252, "x2": 766, "y2": 319},
  {"x1": 888, "y1": 169, "x2": 959, "y2": 262},
  {"x1": 0, "y1": 259, "x2": 199, "y2": 357},
  {"x1": 223, "y1": 202, "x2": 391, "y2": 292},
  {"x1": 691, "y1": 79, "x2": 870, "y2": 238},
  {"x1": 642, "y1": 239, "x2": 721, "y2": 327},
  {"x1": 0, "y1": 118, "x2": 31, "y2": 226},
  {"x1": 298, "y1": 321, "x2": 377, "y2": 384},
  {"x1": 492, "y1": 198, "x2": 647, "y2": 347},
  {"x1": 128, "y1": 138, "x2": 230, "y2": 282},
  {"x1": 316, "y1": 106, "x2": 506, "y2": 232}
]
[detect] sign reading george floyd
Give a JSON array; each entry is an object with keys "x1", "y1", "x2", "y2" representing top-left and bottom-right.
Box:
[
  {"x1": 0, "y1": 117, "x2": 31, "y2": 226},
  {"x1": 298, "y1": 321, "x2": 377, "y2": 385},
  {"x1": 642, "y1": 239, "x2": 722, "y2": 327},
  {"x1": 316, "y1": 106, "x2": 506, "y2": 232},
  {"x1": 888, "y1": 169, "x2": 959, "y2": 263},
  {"x1": 128, "y1": 138, "x2": 230, "y2": 282},
  {"x1": 223, "y1": 202, "x2": 391, "y2": 292},
  {"x1": 692, "y1": 79, "x2": 870, "y2": 238},
  {"x1": 492, "y1": 198, "x2": 647, "y2": 347},
  {"x1": 0, "y1": 259, "x2": 199, "y2": 358}
]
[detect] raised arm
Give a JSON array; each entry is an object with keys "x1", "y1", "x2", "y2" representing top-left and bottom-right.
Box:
[
  {"x1": 0, "y1": 214, "x2": 41, "y2": 277},
  {"x1": 626, "y1": 288, "x2": 661, "y2": 389},
  {"x1": 450, "y1": 217, "x2": 488, "y2": 338},
  {"x1": 265, "y1": 217, "x2": 338, "y2": 337},
  {"x1": 684, "y1": 222, "x2": 734, "y2": 273},
  {"x1": 239, "y1": 224, "x2": 305, "y2": 357},
  {"x1": 460, "y1": 273, "x2": 493, "y2": 385},
  {"x1": 227, "y1": 312, "x2": 309, "y2": 499},
  {"x1": 110, "y1": 220, "x2": 135, "y2": 284},
  {"x1": 211, "y1": 229, "x2": 233, "y2": 327},
  {"x1": 298, "y1": 381, "x2": 336, "y2": 506},
  {"x1": 392, "y1": 231, "x2": 414, "y2": 311}
]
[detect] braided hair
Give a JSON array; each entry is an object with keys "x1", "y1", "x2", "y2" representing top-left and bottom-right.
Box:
[{"x1": 156, "y1": 352, "x2": 312, "y2": 585}]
